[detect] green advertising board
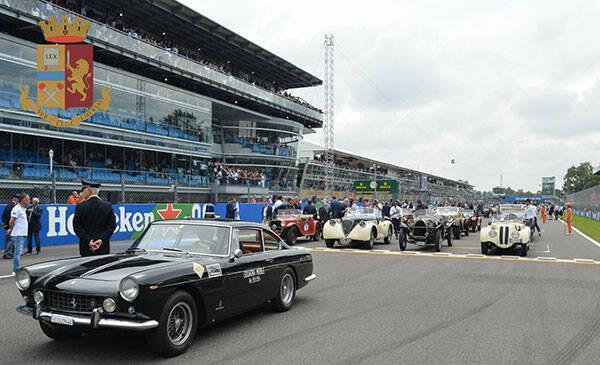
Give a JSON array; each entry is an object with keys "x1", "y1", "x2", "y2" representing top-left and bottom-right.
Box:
[{"x1": 354, "y1": 180, "x2": 399, "y2": 194}]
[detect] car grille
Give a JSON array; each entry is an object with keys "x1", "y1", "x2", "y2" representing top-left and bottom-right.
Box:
[
  {"x1": 45, "y1": 290, "x2": 103, "y2": 314},
  {"x1": 499, "y1": 226, "x2": 509, "y2": 245},
  {"x1": 342, "y1": 219, "x2": 355, "y2": 236},
  {"x1": 413, "y1": 222, "x2": 427, "y2": 237}
]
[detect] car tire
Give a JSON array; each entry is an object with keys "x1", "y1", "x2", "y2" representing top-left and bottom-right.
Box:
[
  {"x1": 325, "y1": 239, "x2": 336, "y2": 248},
  {"x1": 39, "y1": 321, "x2": 81, "y2": 341},
  {"x1": 398, "y1": 230, "x2": 407, "y2": 251},
  {"x1": 481, "y1": 242, "x2": 488, "y2": 255},
  {"x1": 271, "y1": 267, "x2": 296, "y2": 312},
  {"x1": 447, "y1": 229, "x2": 453, "y2": 247},
  {"x1": 312, "y1": 223, "x2": 321, "y2": 241},
  {"x1": 285, "y1": 228, "x2": 298, "y2": 246},
  {"x1": 363, "y1": 229, "x2": 375, "y2": 250},
  {"x1": 383, "y1": 227, "x2": 392, "y2": 244},
  {"x1": 434, "y1": 230, "x2": 441, "y2": 252},
  {"x1": 520, "y1": 244, "x2": 527, "y2": 257},
  {"x1": 453, "y1": 226, "x2": 461, "y2": 240},
  {"x1": 464, "y1": 227, "x2": 469, "y2": 236},
  {"x1": 146, "y1": 290, "x2": 198, "y2": 357}
]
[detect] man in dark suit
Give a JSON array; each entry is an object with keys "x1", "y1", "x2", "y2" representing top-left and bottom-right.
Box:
[
  {"x1": 2, "y1": 194, "x2": 19, "y2": 259},
  {"x1": 302, "y1": 199, "x2": 317, "y2": 219},
  {"x1": 25, "y1": 197, "x2": 43, "y2": 255},
  {"x1": 225, "y1": 197, "x2": 237, "y2": 219},
  {"x1": 262, "y1": 199, "x2": 272, "y2": 224},
  {"x1": 327, "y1": 196, "x2": 346, "y2": 219},
  {"x1": 73, "y1": 180, "x2": 116, "y2": 257},
  {"x1": 318, "y1": 200, "x2": 330, "y2": 223}
]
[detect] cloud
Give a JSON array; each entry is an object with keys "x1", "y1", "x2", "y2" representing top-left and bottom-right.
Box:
[{"x1": 181, "y1": 0, "x2": 600, "y2": 192}]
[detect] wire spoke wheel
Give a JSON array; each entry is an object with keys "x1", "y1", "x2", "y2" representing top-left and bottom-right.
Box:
[{"x1": 167, "y1": 302, "x2": 193, "y2": 346}]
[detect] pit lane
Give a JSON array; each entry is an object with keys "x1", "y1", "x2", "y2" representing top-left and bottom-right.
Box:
[{"x1": 2, "y1": 218, "x2": 600, "y2": 364}]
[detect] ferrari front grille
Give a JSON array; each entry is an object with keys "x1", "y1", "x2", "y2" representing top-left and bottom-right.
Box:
[
  {"x1": 45, "y1": 290, "x2": 103, "y2": 314},
  {"x1": 341, "y1": 220, "x2": 355, "y2": 236}
]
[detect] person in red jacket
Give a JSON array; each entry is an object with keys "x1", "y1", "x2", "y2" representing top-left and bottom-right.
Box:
[{"x1": 565, "y1": 203, "x2": 573, "y2": 235}]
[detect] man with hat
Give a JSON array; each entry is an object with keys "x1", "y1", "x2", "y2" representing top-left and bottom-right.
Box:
[
  {"x1": 73, "y1": 179, "x2": 116, "y2": 256},
  {"x1": 2, "y1": 194, "x2": 20, "y2": 259}
]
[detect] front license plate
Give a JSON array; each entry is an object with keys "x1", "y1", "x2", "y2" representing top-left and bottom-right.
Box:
[
  {"x1": 50, "y1": 314, "x2": 73, "y2": 326},
  {"x1": 509, "y1": 238, "x2": 522, "y2": 243}
]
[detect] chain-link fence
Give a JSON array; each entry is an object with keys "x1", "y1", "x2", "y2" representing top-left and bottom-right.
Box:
[{"x1": 567, "y1": 184, "x2": 600, "y2": 211}]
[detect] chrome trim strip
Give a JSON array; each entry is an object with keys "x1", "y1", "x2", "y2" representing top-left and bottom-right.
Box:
[
  {"x1": 304, "y1": 274, "x2": 317, "y2": 282},
  {"x1": 38, "y1": 311, "x2": 159, "y2": 331}
]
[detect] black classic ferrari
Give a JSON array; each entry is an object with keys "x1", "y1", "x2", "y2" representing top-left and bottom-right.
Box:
[{"x1": 14, "y1": 219, "x2": 316, "y2": 357}]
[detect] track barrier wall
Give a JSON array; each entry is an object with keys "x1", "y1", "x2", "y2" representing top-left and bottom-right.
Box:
[{"x1": 0, "y1": 203, "x2": 265, "y2": 249}]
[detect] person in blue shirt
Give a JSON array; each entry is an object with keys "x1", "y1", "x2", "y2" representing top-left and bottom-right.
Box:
[{"x1": 327, "y1": 196, "x2": 346, "y2": 219}]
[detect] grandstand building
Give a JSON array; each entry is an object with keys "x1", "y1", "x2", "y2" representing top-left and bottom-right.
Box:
[
  {"x1": 298, "y1": 142, "x2": 476, "y2": 203},
  {"x1": 0, "y1": 0, "x2": 322, "y2": 202}
]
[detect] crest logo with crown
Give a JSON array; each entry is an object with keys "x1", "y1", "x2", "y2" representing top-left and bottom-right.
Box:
[{"x1": 18, "y1": 16, "x2": 111, "y2": 128}]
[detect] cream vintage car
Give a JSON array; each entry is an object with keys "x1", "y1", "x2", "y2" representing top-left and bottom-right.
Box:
[
  {"x1": 436, "y1": 207, "x2": 468, "y2": 239},
  {"x1": 323, "y1": 207, "x2": 393, "y2": 249},
  {"x1": 480, "y1": 204, "x2": 532, "y2": 256}
]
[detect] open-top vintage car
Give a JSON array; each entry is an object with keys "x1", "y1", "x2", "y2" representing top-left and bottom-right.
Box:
[
  {"x1": 436, "y1": 207, "x2": 468, "y2": 238},
  {"x1": 462, "y1": 209, "x2": 482, "y2": 232},
  {"x1": 480, "y1": 204, "x2": 532, "y2": 256},
  {"x1": 398, "y1": 209, "x2": 453, "y2": 252},
  {"x1": 14, "y1": 219, "x2": 316, "y2": 357},
  {"x1": 323, "y1": 207, "x2": 393, "y2": 249},
  {"x1": 269, "y1": 208, "x2": 320, "y2": 245}
]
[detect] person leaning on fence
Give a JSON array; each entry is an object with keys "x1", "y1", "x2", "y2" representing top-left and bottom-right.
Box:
[
  {"x1": 2, "y1": 194, "x2": 19, "y2": 259},
  {"x1": 25, "y1": 198, "x2": 43, "y2": 255},
  {"x1": 73, "y1": 180, "x2": 116, "y2": 257},
  {"x1": 7, "y1": 193, "x2": 30, "y2": 275}
]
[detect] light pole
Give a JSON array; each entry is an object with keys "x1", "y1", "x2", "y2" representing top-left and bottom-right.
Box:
[{"x1": 49, "y1": 149, "x2": 54, "y2": 174}]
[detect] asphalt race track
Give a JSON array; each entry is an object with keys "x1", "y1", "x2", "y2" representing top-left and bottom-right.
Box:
[{"x1": 2, "y1": 218, "x2": 600, "y2": 364}]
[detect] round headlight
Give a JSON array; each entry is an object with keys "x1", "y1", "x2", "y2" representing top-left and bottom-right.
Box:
[
  {"x1": 329, "y1": 220, "x2": 336, "y2": 226},
  {"x1": 119, "y1": 277, "x2": 139, "y2": 302},
  {"x1": 15, "y1": 269, "x2": 31, "y2": 291},
  {"x1": 33, "y1": 290, "x2": 44, "y2": 304},
  {"x1": 511, "y1": 231, "x2": 520, "y2": 239},
  {"x1": 489, "y1": 230, "x2": 497, "y2": 238},
  {"x1": 103, "y1": 298, "x2": 116, "y2": 313}
]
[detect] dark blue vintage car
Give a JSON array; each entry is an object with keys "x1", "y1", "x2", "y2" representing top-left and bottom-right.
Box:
[{"x1": 14, "y1": 219, "x2": 316, "y2": 356}]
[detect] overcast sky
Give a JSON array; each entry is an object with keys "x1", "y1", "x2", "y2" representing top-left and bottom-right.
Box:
[{"x1": 181, "y1": 0, "x2": 600, "y2": 192}]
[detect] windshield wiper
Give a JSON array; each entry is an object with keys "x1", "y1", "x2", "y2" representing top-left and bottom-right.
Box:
[
  {"x1": 162, "y1": 247, "x2": 190, "y2": 254},
  {"x1": 126, "y1": 247, "x2": 147, "y2": 253}
]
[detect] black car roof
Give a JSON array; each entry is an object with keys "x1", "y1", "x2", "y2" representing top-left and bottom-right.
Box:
[{"x1": 152, "y1": 218, "x2": 264, "y2": 227}]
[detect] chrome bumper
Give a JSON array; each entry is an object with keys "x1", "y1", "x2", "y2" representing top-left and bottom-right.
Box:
[
  {"x1": 304, "y1": 274, "x2": 317, "y2": 282},
  {"x1": 16, "y1": 304, "x2": 158, "y2": 331}
]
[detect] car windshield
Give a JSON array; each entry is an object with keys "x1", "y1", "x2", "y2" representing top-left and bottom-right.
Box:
[
  {"x1": 346, "y1": 207, "x2": 379, "y2": 219},
  {"x1": 463, "y1": 210, "x2": 474, "y2": 215},
  {"x1": 275, "y1": 208, "x2": 301, "y2": 218},
  {"x1": 136, "y1": 223, "x2": 231, "y2": 256},
  {"x1": 493, "y1": 210, "x2": 525, "y2": 222},
  {"x1": 413, "y1": 208, "x2": 435, "y2": 217},
  {"x1": 436, "y1": 207, "x2": 459, "y2": 214}
]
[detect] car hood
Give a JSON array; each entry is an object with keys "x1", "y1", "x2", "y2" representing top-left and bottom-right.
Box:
[{"x1": 31, "y1": 252, "x2": 223, "y2": 287}]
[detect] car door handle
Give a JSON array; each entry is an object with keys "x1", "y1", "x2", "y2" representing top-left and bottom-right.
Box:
[{"x1": 266, "y1": 258, "x2": 274, "y2": 264}]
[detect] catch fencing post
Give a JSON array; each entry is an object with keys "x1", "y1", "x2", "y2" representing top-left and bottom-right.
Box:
[
  {"x1": 120, "y1": 173, "x2": 125, "y2": 203},
  {"x1": 51, "y1": 171, "x2": 56, "y2": 204}
]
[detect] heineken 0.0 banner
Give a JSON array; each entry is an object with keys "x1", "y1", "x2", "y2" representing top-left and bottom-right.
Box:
[{"x1": 0, "y1": 203, "x2": 264, "y2": 249}]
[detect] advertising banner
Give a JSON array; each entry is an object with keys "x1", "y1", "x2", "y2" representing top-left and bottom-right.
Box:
[
  {"x1": 0, "y1": 203, "x2": 265, "y2": 249},
  {"x1": 353, "y1": 180, "x2": 399, "y2": 194}
]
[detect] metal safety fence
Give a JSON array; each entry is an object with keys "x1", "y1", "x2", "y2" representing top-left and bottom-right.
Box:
[{"x1": 567, "y1": 184, "x2": 600, "y2": 211}]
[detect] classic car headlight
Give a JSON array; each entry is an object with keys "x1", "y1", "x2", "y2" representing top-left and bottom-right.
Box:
[
  {"x1": 329, "y1": 220, "x2": 336, "y2": 226},
  {"x1": 511, "y1": 231, "x2": 520, "y2": 239},
  {"x1": 359, "y1": 221, "x2": 366, "y2": 227},
  {"x1": 33, "y1": 290, "x2": 44, "y2": 304},
  {"x1": 103, "y1": 298, "x2": 117, "y2": 313},
  {"x1": 15, "y1": 269, "x2": 31, "y2": 291},
  {"x1": 489, "y1": 230, "x2": 497, "y2": 238},
  {"x1": 119, "y1": 277, "x2": 139, "y2": 302}
]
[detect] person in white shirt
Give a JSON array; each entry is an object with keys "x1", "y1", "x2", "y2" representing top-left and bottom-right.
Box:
[
  {"x1": 524, "y1": 199, "x2": 540, "y2": 235},
  {"x1": 7, "y1": 193, "x2": 30, "y2": 275},
  {"x1": 390, "y1": 200, "x2": 402, "y2": 239},
  {"x1": 273, "y1": 195, "x2": 284, "y2": 211}
]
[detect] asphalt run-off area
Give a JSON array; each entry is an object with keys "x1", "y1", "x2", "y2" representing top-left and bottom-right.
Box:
[{"x1": 2, "y1": 218, "x2": 600, "y2": 364}]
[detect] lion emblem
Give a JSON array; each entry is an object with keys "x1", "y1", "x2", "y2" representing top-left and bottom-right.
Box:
[{"x1": 67, "y1": 58, "x2": 91, "y2": 102}]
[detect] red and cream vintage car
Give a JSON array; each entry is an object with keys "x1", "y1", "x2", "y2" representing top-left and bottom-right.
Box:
[{"x1": 269, "y1": 208, "x2": 321, "y2": 245}]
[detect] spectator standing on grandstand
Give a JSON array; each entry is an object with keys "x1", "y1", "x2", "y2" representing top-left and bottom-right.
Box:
[
  {"x1": 390, "y1": 201, "x2": 402, "y2": 239},
  {"x1": 12, "y1": 159, "x2": 23, "y2": 177},
  {"x1": 262, "y1": 199, "x2": 272, "y2": 224},
  {"x1": 319, "y1": 200, "x2": 330, "y2": 224},
  {"x1": 226, "y1": 197, "x2": 237, "y2": 219},
  {"x1": 2, "y1": 194, "x2": 19, "y2": 259},
  {"x1": 25, "y1": 198, "x2": 43, "y2": 255},
  {"x1": 67, "y1": 191, "x2": 79, "y2": 204},
  {"x1": 7, "y1": 193, "x2": 30, "y2": 274},
  {"x1": 303, "y1": 200, "x2": 317, "y2": 219},
  {"x1": 73, "y1": 180, "x2": 116, "y2": 257}
]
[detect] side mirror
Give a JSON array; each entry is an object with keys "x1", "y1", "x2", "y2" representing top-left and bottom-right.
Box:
[{"x1": 233, "y1": 249, "x2": 243, "y2": 259}]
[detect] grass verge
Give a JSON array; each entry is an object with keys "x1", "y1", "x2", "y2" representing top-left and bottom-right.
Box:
[{"x1": 572, "y1": 215, "x2": 600, "y2": 242}]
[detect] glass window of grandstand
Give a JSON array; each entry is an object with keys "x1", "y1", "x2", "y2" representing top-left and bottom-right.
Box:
[
  {"x1": 262, "y1": 230, "x2": 280, "y2": 251},
  {"x1": 237, "y1": 229, "x2": 263, "y2": 255},
  {"x1": 221, "y1": 124, "x2": 300, "y2": 159}
]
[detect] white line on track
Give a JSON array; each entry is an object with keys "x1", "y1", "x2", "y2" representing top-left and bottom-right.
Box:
[{"x1": 0, "y1": 274, "x2": 14, "y2": 279}]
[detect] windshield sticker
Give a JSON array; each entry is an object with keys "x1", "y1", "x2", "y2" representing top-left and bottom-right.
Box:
[
  {"x1": 193, "y1": 263, "x2": 205, "y2": 278},
  {"x1": 206, "y1": 264, "x2": 222, "y2": 278}
]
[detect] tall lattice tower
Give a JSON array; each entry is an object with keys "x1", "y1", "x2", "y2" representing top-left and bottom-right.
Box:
[{"x1": 323, "y1": 34, "x2": 335, "y2": 194}]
